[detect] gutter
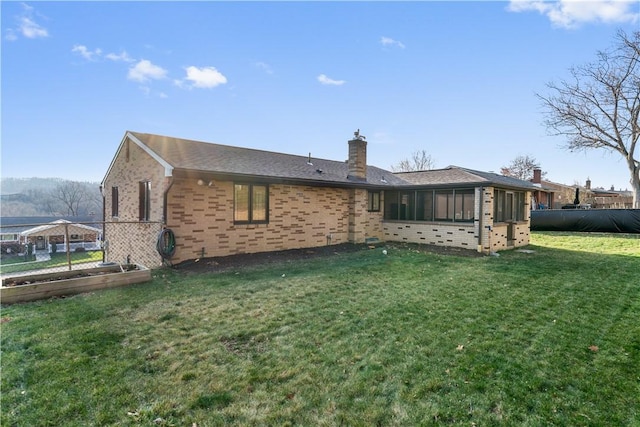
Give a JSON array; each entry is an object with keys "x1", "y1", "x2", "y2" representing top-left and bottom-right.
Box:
[{"x1": 171, "y1": 169, "x2": 401, "y2": 190}]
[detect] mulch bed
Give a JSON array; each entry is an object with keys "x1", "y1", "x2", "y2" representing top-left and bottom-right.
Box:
[{"x1": 173, "y1": 242, "x2": 484, "y2": 274}]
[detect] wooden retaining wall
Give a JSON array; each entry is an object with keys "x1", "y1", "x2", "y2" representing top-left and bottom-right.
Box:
[{"x1": 1, "y1": 264, "x2": 151, "y2": 304}]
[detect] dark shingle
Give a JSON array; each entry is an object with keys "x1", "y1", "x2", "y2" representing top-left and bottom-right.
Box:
[
  {"x1": 394, "y1": 166, "x2": 537, "y2": 190},
  {"x1": 130, "y1": 132, "x2": 408, "y2": 187},
  {"x1": 128, "y1": 133, "x2": 536, "y2": 191}
]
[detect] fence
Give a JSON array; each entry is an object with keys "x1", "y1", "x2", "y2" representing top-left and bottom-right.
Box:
[
  {"x1": 102, "y1": 221, "x2": 164, "y2": 268},
  {"x1": 0, "y1": 220, "x2": 164, "y2": 279},
  {"x1": 52, "y1": 241, "x2": 102, "y2": 252},
  {"x1": 530, "y1": 209, "x2": 640, "y2": 233}
]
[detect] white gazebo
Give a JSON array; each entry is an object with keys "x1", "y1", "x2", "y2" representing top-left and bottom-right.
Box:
[{"x1": 21, "y1": 220, "x2": 102, "y2": 253}]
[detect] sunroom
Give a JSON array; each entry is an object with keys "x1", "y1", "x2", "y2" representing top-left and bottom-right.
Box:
[{"x1": 384, "y1": 167, "x2": 536, "y2": 253}]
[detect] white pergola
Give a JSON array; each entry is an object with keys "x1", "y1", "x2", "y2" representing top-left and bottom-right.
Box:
[{"x1": 20, "y1": 220, "x2": 102, "y2": 251}]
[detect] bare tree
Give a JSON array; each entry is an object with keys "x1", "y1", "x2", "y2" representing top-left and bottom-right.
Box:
[
  {"x1": 81, "y1": 182, "x2": 102, "y2": 217},
  {"x1": 49, "y1": 180, "x2": 86, "y2": 216},
  {"x1": 391, "y1": 150, "x2": 436, "y2": 172},
  {"x1": 501, "y1": 155, "x2": 544, "y2": 181},
  {"x1": 538, "y1": 30, "x2": 640, "y2": 208}
]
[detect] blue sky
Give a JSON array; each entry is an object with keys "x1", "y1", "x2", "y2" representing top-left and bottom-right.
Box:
[{"x1": 2, "y1": 1, "x2": 638, "y2": 191}]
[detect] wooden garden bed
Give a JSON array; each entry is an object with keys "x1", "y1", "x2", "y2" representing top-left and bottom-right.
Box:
[{"x1": 1, "y1": 264, "x2": 151, "y2": 304}]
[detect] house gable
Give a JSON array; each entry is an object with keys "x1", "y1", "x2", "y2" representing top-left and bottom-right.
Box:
[
  {"x1": 102, "y1": 133, "x2": 169, "y2": 223},
  {"x1": 102, "y1": 132, "x2": 174, "y2": 187}
]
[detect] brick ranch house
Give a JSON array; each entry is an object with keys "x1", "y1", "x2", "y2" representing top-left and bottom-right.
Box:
[{"x1": 101, "y1": 131, "x2": 537, "y2": 268}]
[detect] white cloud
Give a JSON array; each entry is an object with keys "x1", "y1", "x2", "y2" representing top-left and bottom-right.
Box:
[
  {"x1": 128, "y1": 59, "x2": 168, "y2": 83},
  {"x1": 19, "y1": 16, "x2": 49, "y2": 38},
  {"x1": 105, "y1": 51, "x2": 134, "y2": 62},
  {"x1": 180, "y1": 66, "x2": 228, "y2": 89},
  {"x1": 256, "y1": 61, "x2": 274, "y2": 74},
  {"x1": 318, "y1": 74, "x2": 346, "y2": 86},
  {"x1": 508, "y1": 0, "x2": 639, "y2": 28},
  {"x1": 72, "y1": 45, "x2": 135, "y2": 63},
  {"x1": 380, "y1": 36, "x2": 406, "y2": 49},
  {"x1": 5, "y1": 4, "x2": 49, "y2": 40},
  {"x1": 72, "y1": 44, "x2": 102, "y2": 61}
]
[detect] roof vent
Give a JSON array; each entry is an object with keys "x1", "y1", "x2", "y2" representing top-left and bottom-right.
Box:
[
  {"x1": 307, "y1": 152, "x2": 313, "y2": 166},
  {"x1": 316, "y1": 169, "x2": 323, "y2": 174}
]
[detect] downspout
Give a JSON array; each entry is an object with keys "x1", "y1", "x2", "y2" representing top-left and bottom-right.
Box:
[
  {"x1": 100, "y1": 184, "x2": 106, "y2": 263},
  {"x1": 163, "y1": 177, "x2": 175, "y2": 225},
  {"x1": 477, "y1": 187, "x2": 483, "y2": 253}
]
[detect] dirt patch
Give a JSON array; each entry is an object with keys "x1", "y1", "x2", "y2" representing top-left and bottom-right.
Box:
[
  {"x1": 389, "y1": 242, "x2": 486, "y2": 258},
  {"x1": 173, "y1": 242, "x2": 484, "y2": 274},
  {"x1": 173, "y1": 243, "x2": 366, "y2": 274}
]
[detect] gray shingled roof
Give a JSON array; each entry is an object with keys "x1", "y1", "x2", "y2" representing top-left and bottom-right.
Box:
[
  {"x1": 129, "y1": 132, "x2": 409, "y2": 187},
  {"x1": 394, "y1": 166, "x2": 538, "y2": 190},
  {"x1": 126, "y1": 132, "x2": 536, "y2": 191}
]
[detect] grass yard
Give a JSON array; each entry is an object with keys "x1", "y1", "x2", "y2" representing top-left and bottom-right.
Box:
[
  {"x1": 0, "y1": 250, "x2": 104, "y2": 275},
  {"x1": 1, "y1": 232, "x2": 639, "y2": 426}
]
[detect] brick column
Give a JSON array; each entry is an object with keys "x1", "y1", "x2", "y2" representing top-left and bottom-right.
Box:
[{"x1": 348, "y1": 188, "x2": 368, "y2": 243}]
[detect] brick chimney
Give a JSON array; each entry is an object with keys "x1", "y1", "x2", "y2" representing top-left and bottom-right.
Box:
[
  {"x1": 532, "y1": 168, "x2": 542, "y2": 184},
  {"x1": 347, "y1": 129, "x2": 367, "y2": 180}
]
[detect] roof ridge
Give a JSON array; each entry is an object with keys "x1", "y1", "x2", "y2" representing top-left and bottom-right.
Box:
[{"x1": 132, "y1": 131, "x2": 344, "y2": 165}]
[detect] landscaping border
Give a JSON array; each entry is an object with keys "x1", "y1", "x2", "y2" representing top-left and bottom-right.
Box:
[{"x1": 1, "y1": 264, "x2": 151, "y2": 304}]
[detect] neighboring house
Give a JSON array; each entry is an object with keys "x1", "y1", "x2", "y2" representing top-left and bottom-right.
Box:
[
  {"x1": 529, "y1": 168, "x2": 556, "y2": 209},
  {"x1": 101, "y1": 131, "x2": 536, "y2": 268},
  {"x1": 0, "y1": 217, "x2": 101, "y2": 253},
  {"x1": 531, "y1": 173, "x2": 590, "y2": 209},
  {"x1": 0, "y1": 219, "x2": 24, "y2": 250},
  {"x1": 531, "y1": 172, "x2": 634, "y2": 210},
  {"x1": 588, "y1": 182, "x2": 633, "y2": 209}
]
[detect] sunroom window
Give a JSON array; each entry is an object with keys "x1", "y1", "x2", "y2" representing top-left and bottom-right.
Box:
[{"x1": 384, "y1": 189, "x2": 475, "y2": 222}]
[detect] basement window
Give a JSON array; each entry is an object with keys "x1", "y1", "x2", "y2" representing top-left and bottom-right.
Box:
[{"x1": 234, "y1": 183, "x2": 269, "y2": 224}]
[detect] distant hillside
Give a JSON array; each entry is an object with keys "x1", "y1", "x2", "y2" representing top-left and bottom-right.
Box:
[
  {"x1": 1, "y1": 177, "x2": 79, "y2": 195},
  {"x1": 0, "y1": 177, "x2": 102, "y2": 218}
]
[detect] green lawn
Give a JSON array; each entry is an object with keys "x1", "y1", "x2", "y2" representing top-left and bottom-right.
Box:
[
  {"x1": 1, "y1": 232, "x2": 639, "y2": 426},
  {"x1": 0, "y1": 251, "x2": 104, "y2": 275}
]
